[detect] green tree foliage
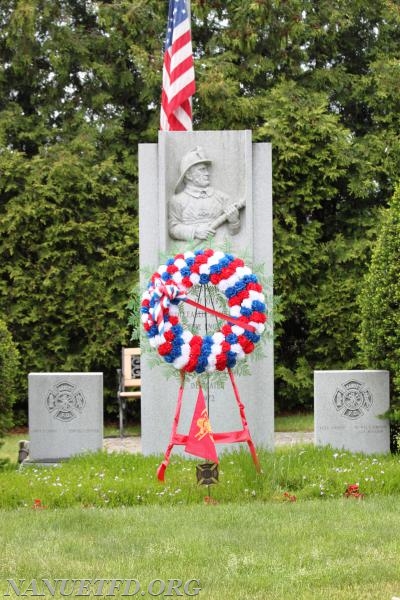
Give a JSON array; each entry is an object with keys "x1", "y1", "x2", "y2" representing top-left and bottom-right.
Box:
[
  {"x1": 0, "y1": 318, "x2": 20, "y2": 465},
  {"x1": 0, "y1": 0, "x2": 162, "y2": 414},
  {"x1": 359, "y1": 185, "x2": 400, "y2": 416},
  {"x1": 190, "y1": 0, "x2": 400, "y2": 408},
  {"x1": 1, "y1": 0, "x2": 400, "y2": 417}
]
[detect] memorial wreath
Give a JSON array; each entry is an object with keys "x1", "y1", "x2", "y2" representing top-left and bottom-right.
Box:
[{"x1": 140, "y1": 248, "x2": 267, "y2": 374}]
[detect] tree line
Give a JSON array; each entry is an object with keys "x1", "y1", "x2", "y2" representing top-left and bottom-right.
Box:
[{"x1": 0, "y1": 0, "x2": 399, "y2": 422}]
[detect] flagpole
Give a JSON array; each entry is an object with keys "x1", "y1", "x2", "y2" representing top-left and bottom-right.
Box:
[{"x1": 187, "y1": 0, "x2": 193, "y2": 127}]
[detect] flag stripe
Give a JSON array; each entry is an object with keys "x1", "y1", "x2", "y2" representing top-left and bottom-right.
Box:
[
  {"x1": 160, "y1": 0, "x2": 195, "y2": 131},
  {"x1": 165, "y1": 76, "x2": 195, "y2": 111},
  {"x1": 163, "y1": 57, "x2": 195, "y2": 99}
]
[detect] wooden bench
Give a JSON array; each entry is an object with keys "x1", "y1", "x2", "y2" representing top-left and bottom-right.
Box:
[{"x1": 117, "y1": 347, "x2": 141, "y2": 437}]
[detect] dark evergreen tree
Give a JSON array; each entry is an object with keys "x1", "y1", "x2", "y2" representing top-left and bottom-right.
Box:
[
  {"x1": 359, "y1": 185, "x2": 400, "y2": 450},
  {"x1": 1, "y1": 0, "x2": 400, "y2": 418}
]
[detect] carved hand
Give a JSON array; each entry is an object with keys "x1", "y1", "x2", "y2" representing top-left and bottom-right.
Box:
[
  {"x1": 195, "y1": 224, "x2": 216, "y2": 240},
  {"x1": 225, "y1": 204, "x2": 240, "y2": 223}
]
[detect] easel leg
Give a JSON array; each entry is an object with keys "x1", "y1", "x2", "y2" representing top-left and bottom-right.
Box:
[
  {"x1": 157, "y1": 372, "x2": 185, "y2": 482},
  {"x1": 228, "y1": 368, "x2": 261, "y2": 473}
]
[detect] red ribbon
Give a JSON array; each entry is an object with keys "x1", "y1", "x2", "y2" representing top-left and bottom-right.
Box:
[{"x1": 183, "y1": 298, "x2": 256, "y2": 333}]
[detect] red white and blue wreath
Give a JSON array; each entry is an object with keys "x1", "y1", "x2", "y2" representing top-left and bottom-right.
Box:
[{"x1": 140, "y1": 248, "x2": 267, "y2": 373}]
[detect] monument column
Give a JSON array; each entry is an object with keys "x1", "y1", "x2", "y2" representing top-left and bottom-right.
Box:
[{"x1": 139, "y1": 130, "x2": 273, "y2": 455}]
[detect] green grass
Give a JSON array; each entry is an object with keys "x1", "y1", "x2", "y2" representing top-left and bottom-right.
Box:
[
  {"x1": 0, "y1": 414, "x2": 307, "y2": 465},
  {"x1": 0, "y1": 499, "x2": 400, "y2": 599},
  {"x1": 0, "y1": 424, "x2": 141, "y2": 465},
  {"x1": 275, "y1": 411, "x2": 314, "y2": 432},
  {"x1": 1, "y1": 418, "x2": 400, "y2": 599},
  {"x1": 0, "y1": 444, "x2": 400, "y2": 509},
  {"x1": 104, "y1": 423, "x2": 141, "y2": 438}
]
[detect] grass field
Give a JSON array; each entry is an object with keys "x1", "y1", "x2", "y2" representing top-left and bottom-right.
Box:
[
  {"x1": 274, "y1": 412, "x2": 314, "y2": 432},
  {"x1": 1, "y1": 414, "x2": 399, "y2": 599},
  {"x1": 1, "y1": 499, "x2": 400, "y2": 599}
]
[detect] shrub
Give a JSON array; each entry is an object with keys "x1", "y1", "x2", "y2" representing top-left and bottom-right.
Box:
[
  {"x1": 0, "y1": 318, "x2": 20, "y2": 465},
  {"x1": 358, "y1": 184, "x2": 400, "y2": 451}
]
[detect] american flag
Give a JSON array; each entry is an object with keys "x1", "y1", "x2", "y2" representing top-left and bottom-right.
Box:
[{"x1": 160, "y1": 0, "x2": 195, "y2": 131}]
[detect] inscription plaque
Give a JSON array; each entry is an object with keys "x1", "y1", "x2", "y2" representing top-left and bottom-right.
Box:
[
  {"x1": 28, "y1": 372, "x2": 103, "y2": 462},
  {"x1": 314, "y1": 370, "x2": 390, "y2": 454}
]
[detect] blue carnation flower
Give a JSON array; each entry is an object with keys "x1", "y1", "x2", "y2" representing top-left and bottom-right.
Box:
[
  {"x1": 227, "y1": 351, "x2": 237, "y2": 368},
  {"x1": 148, "y1": 325, "x2": 159, "y2": 337},
  {"x1": 243, "y1": 274, "x2": 258, "y2": 284},
  {"x1": 169, "y1": 347, "x2": 182, "y2": 360},
  {"x1": 195, "y1": 353, "x2": 208, "y2": 373},
  {"x1": 210, "y1": 263, "x2": 222, "y2": 274},
  {"x1": 234, "y1": 279, "x2": 247, "y2": 292},
  {"x1": 161, "y1": 271, "x2": 171, "y2": 281},
  {"x1": 171, "y1": 324, "x2": 183, "y2": 336},
  {"x1": 251, "y1": 300, "x2": 266, "y2": 312},
  {"x1": 226, "y1": 333, "x2": 238, "y2": 344},
  {"x1": 240, "y1": 306, "x2": 252, "y2": 317},
  {"x1": 225, "y1": 286, "x2": 236, "y2": 299},
  {"x1": 244, "y1": 330, "x2": 261, "y2": 343},
  {"x1": 199, "y1": 273, "x2": 209, "y2": 285},
  {"x1": 186, "y1": 257, "x2": 195, "y2": 266},
  {"x1": 202, "y1": 335, "x2": 213, "y2": 349},
  {"x1": 173, "y1": 336, "x2": 184, "y2": 348},
  {"x1": 180, "y1": 266, "x2": 191, "y2": 277},
  {"x1": 219, "y1": 257, "x2": 230, "y2": 268}
]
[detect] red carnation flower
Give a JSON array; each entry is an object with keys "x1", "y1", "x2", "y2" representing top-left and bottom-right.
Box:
[
  {"x1": 220, "y1": 266, "x2": 235, "y2": 279},
  {"x1": 247, "y1": 282, "x2": 262, "y2": 292},
  {"x1": 228, "y1": 290, "x2": 250, "y2": 306},
  {"x1": 231, "y1": 258, "x2": 245, "y2": 269},
  {"x1": 250, "y1": 311, "x2": 267, "y2": 323},
  {"x1": 166, "y1": 264, "x2": 179, "y2": 274},
  {"x1": 221, "y1": 324, "x2": 232, "y2": 335},
  {"x1": 158, "y1": 342, "x2": 173, "y2": 356},
  {"x1": 190, "y1": 336, "x2": 203, "y2": 349},
  {"x1": 210, "y1": 273, "x2": 221, "y2": 285},
  {"x1": 181, "y1": 277, "x2": 192, "y2": 289},
  {"x1": 195, "y1": 254, "x2": 208, "y2": 265},
  {"x1": 215, "y1": 353, "x2": 227, "y2": 370},
  {"x1": 221, "y1": 341, "x2": 231, "y2": 353},
  {"x1": 238, "y1": 335, "x2": 254, "y2": 353}
]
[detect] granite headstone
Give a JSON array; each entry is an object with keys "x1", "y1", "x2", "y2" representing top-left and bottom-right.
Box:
[
  {"x1": 28, "y1": 372, "x2": 103, "y2": 462},
  {"x1": 314, "y1": 370, "x2": 390, "y2": 454},
  {"x1": 139, "y1": 130, "x2": 274, "y2": 455}
]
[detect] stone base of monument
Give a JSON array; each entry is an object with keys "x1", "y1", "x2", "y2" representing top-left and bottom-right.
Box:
[
  {"x1": 314, "y1": 370, "x2": 390, "y2": 454},
  {"x1": 28, "y1": 372, "x2": 103, "y2": 463}
]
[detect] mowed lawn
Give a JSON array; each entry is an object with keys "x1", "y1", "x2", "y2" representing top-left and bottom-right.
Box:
[
  {"x1": 1, "y1": 415, "x2": 400, "y2": 599},
  {"x1": 1, "y1": 498, "x2": 400, "y2": 599}
]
